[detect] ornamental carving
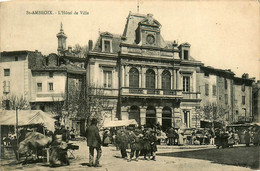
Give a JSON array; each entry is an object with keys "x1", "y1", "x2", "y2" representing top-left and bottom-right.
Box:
[
  {"x1": 128, "y1": 48, "x2": 141, "y2": 54},
  {"x1": 161, "y1": 51, "x2": 173, "y2": 57},
  {"x1": 142, "y1": 49, "x2": 160, "y2": 56}
]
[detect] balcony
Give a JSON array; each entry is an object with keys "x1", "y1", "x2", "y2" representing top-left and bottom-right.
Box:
[
  {"x1": 182, "y1": 92, "x2": 201, "y2": 101},
  {"x1": 121, "y1": 87, "x2": 182, "y2": 99},
  {"x1": 35, "y1": 93, "x2": 64, "y2": 102},
  {"x1": 238, "y1": 116, "x2": 253, "y2": 122}
]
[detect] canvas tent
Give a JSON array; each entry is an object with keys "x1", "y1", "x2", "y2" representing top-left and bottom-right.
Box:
[
  {"x1": 0, "y1": 110, "x2": 56, "y2": 131},
  {"x1": 103, "y1": 119, "x2": 138, "y2": 128}
]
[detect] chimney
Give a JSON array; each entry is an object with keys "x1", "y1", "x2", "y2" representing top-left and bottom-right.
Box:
[
  {"x1": 242, "y1": 73, "x2": 249, "y2": 79},
  {"x1": 68, "y1": 46, "x2": 72, "y2": 53},
  {"x1": 173, "y1": 40, "x2": 178, "y2": 47},
  {"x1": 89, "y1": 40, "x2": 93, "y2": 51}
]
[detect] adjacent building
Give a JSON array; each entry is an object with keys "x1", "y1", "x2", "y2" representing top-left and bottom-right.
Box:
[{"x1": 253, "y1": 80, "x2": 260, "y2": 123}]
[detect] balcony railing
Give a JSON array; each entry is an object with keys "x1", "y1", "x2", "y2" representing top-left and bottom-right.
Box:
[
  {"x1": 238, "y1": 116, "x2": 253, "y2": 122},
  {"x1": 163, "y1": 90, "x2": 177, "y2": 95},
  {"x1": 121, "y1": 87, "x2": 182, "y2": 98},
  {"x1": 182, "y1": 92, "x2": 201, "y2": 100}
]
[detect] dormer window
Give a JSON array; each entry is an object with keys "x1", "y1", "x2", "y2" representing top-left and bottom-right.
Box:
[
  {"x1": 100, "y1": 32, "x2": 113, "y2": 53},
  {"x1": 184, "y1": 50, "x2": 189, "y2": 60},
  {"x1": 178, "y1": 43, "x2": 190, "y2": 60},
  {"x1": 104, "y1": 40, "x2": 111, "y2": 52}
]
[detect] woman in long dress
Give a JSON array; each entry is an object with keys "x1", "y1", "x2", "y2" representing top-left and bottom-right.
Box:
[{"x1": 178, "y1": 129, "x2": 184, "y2": 146}]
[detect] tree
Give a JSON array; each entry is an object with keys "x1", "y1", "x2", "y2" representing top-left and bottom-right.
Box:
[
  {"x1": 196, "y1": 102, "x2": 231, "y2": 128},
  {"x1": 50, "y1": 81, "x2": 115, "y2": 128},
  {"x1": 73, "y1": 44, "x2": 88, "y2": 58},
  {"x1": 1, "y1": 94, "x2": 30, "y2": 110}
]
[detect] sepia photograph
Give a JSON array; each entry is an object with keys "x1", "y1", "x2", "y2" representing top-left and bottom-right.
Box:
[{"x1": 0, "y1": 0, "x2": 259, "y2": 170}]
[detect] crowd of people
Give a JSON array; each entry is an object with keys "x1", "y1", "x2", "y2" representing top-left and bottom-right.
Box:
[
  {"x1": 115, "y1": 125, "x2": 157, "y2": 162},
  {"x1": 2, "y1": 118, "x2": 260, "y2": 168}
]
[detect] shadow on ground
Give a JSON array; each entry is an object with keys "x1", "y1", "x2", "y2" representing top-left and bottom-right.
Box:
[{"x1": 157, "y1": 146, "x2": 259, "y2": 170}]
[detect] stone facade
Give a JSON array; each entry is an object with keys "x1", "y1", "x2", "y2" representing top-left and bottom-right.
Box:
[
  {"x1": 86, "y1": 12, "x2": 203, "y2": 130},
  {"x1": 253, "y1": 80, "x2": 260, "y2": 123}
]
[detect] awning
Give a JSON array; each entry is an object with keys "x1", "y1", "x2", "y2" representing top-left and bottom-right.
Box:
[
  {"x1": 0, "y1": 110, "x2": 56, "y2": 131},
  {"x1": 103, "y1": 119, "x2": 138, "y2": 128}
]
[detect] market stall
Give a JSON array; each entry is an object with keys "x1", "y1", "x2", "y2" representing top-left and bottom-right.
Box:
[
  {"x1": 103, "y1": 119, "x2": 138, "y2": 128},
  {"x1": 0, "y1": 110, "x2": 56, "y2": 159}
]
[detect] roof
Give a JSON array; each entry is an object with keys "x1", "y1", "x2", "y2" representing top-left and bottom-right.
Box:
[
  {"x1": 0, "y1": 110, "x2": 56, "y2": 131},
  {"x1": 92, "y1": 32, "x2": 122, "y2": 53},
  {"x1": 121, "y1": 12, "x2": 169, "y2": 49},
  {"x1": 201, "y1": 65, "x2": 235, "y2": 76},
  {"x1": 1, "y1": 50, "x2": 41, "y2": 56},
  {"x1": 32, "y1": 63, "x2": 86, "y2": 75}
]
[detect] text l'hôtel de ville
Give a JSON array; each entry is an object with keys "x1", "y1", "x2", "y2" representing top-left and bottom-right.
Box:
[{"x1": 26, "y1": 10, "x2": 89, "y2": 15}]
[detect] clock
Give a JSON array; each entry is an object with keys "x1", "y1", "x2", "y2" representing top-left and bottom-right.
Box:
[{"x1": 146, "y1": 34, "x2": 155, "y2": 45}]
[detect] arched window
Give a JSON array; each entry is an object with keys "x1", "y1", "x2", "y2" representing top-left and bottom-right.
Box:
[
  {"x1": 162, "y1": 70, "x2": 171, "y2": 89},
  {"x1": 146, "y1": 69, "x2": 155, "y2": 89},
  {"x1": 129, "y1": 68, "x2": 139, "y2": 88},
  {"x1": 146, "y1": 106, "x2": 156, "y2": 128},
  {"x1": 162, "y1": 107, "x2": 172, "y2": 131},
  {"x1": 129, "y1": 106, "x2": 140, "y2": 125}
]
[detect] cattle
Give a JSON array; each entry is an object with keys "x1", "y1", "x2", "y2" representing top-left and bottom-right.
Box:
[{"x1": 18, "y1": 132, "x2": 52, "y2": 161}]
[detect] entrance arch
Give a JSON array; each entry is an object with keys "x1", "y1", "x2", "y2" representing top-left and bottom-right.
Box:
[
  {"x1": 162, "y1": 107, "x2": 172, "y2": 131},
  {"x1": 129, "y1": 106, "x2": 140, "y2": 125},
  {"x1": 146, "y1": 106, "x2": 156, "y2": 128}
]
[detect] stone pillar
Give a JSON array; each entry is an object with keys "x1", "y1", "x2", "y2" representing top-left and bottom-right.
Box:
[
  {"x1": 125, "y1": 66, "x2": 129, "y2": 87},
  {"x1": 158, "y1": 69, "x2": 162, "y2": 89},
  {"x1": 121, "y1": 65, "x2": 125, "y2": 87},
  {"x1": 140, "y1": 107, "x2": 146, "y2": 125},
  {"x1": 177, "y1": 70, "x2": 181, "y2": 90},
  {"x1": 121, "y1": 106, "x2": 129, "y2": 120},
  {"x1": 155, "y1": 69, "x2": 158, "y2": 89},
  {"x1": 173, "y1": 69, "x2": 176, "y2": 89},
  {"x1": 193, "y1": 71, "x2": 196, "y2": 92},
  {"x1": 112, "y1": 69, "x2": 115, "y2": 89},
  {"x1": 173, "y1": 107, "x2": 181, "y2": 128},
  {"x1": 142, "y1": 67, "x2": 146, "y2": 88},
  {"x1": 156, "y1": 106, "x2": 163, "y2": 125},
  {"x1": 139, "y1": 67, "x2": 142, "y2": 88}
]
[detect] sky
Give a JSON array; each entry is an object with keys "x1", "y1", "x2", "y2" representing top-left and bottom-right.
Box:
[{"x1": 1, "y1": 1, "x2": 259, "y2": 80}]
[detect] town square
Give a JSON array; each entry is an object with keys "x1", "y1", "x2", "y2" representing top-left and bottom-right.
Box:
[{"x1": 0, "y1": 1, "x2": 259, "y2": 171}]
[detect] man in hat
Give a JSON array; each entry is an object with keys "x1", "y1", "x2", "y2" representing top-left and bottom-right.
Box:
[{"x1": 86, "y1": 118, "x2": 102, "y2": 167}]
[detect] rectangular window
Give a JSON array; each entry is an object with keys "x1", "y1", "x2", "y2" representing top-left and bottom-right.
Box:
[
  {"x1": 184, "y1": 50, "x2": 189, "y2": 60},
  {"x1": 3, "y1": 81, "x2": 10, "y2": 93},
  {"x1": 225, "y1": 94, "x2": 228, "y2": 104},
  {"x1": 224, "y1": 79, "x2": 228, "y2": 89},
  {"x1": 242, "y1": 96, "x2": 245, "y2": 105},
  {"x1": 4, "y1": 69, "x2": 10, "y2": 76},
  {"x1": 48, "y1": 82, "x2": 54, "y2": 91},
  {"x1": 242, "y1": 108, "x2": 246, "y2": 117},
  {"x1": 49, "y1": 72, "x2": 53, "y2": 78},
  {"x1": 212, "y1": 85, "x2": 216, "y2": 96},
  {"x1": 104, "y1": 40, "x2": 111, "y2": 52},
  {"x1": 242, "y1": 84, "x2": 245, "y2": 92},
  {"x1": 205, "y1": 84, "x2": 209, "y2": 96},
  {"x1": 15, "y1": 56, "x2": 18, "y2": 61},
  {"x1": 183, "y1": 111, "x2": 190, "y2": 128},
  {"x1": 37, "y1": 83, "x2": 42, "y2": 92},
  {"x1": 103, "y1": 71, "x2": 112, "y2": 88},
  {"x1": 183, "y1": 76, "x2": 190, "y2": 92}
]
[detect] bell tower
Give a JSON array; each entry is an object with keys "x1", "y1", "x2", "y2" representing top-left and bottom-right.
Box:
[{"x1": 56, "y1": 22, "x2": 67, "y2": 55}]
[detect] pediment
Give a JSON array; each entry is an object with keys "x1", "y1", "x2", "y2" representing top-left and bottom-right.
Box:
[
  {"x1": 140, "y1": 18, "x2": 161, "y2": 27},
  {"x1": 180, "y1": 42, "x2": 191, "y2": 47},
  {"x1": 100, "y1": 32, "x2": 113, "y2": 38}
]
